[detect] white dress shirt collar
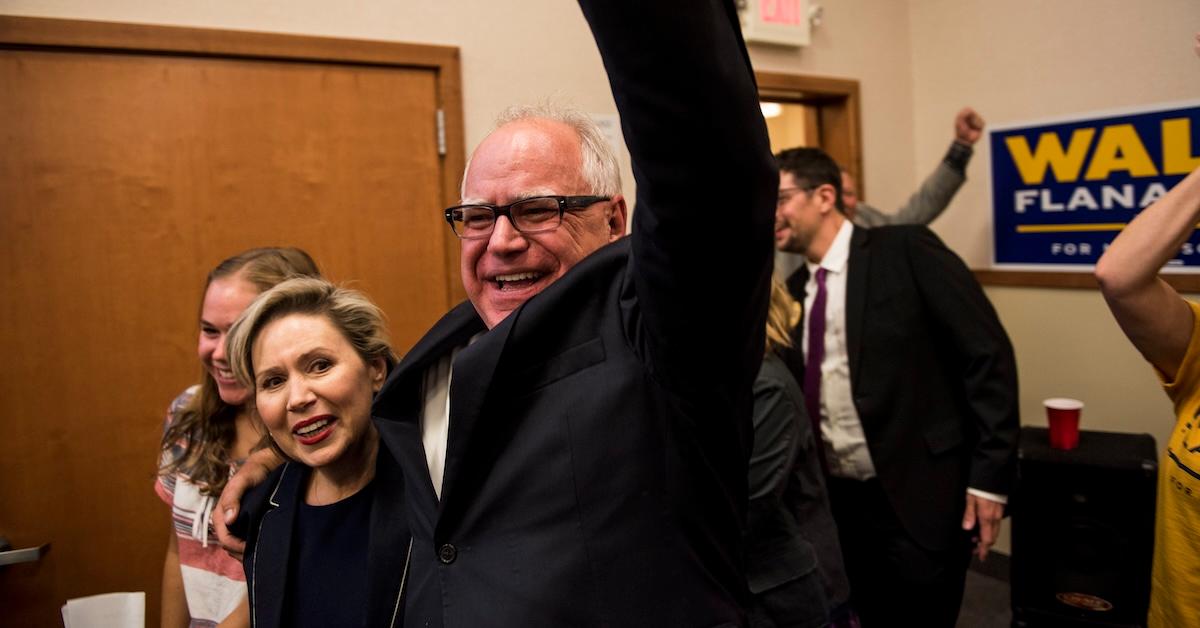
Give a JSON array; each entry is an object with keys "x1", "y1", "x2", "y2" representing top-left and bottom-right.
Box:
[{"x1": 806, "y1": 218, "x2": 853, "y2": 277}]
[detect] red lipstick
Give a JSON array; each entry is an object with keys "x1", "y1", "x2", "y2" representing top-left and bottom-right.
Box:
[{"x1": 292, "y1": 414, "x2": 337, "y2": 446}]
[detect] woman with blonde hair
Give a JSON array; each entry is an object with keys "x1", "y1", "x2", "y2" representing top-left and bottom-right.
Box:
[
  {"x1": 226, "y1": 277, "x2": 406, "y2": 628},
  {"x1": 745, "y1": 278, "x2": 850, "y2": 628},
  {"x1": 156, "y1": 247, "x2": 319, "y2": 628}
]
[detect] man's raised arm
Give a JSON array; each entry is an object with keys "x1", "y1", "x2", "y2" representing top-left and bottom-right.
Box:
[{"x1": 577, "y1": 0, "x2": 777, "y2": 395}]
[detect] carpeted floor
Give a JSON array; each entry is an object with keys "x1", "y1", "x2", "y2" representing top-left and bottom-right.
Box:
[{"x1": 957, "y1": 553, "x2": 1012, "y2": 628}]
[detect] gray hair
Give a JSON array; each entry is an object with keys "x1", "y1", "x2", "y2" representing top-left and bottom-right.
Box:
[{"x1": 461, "y1": 103, "x2": 622, "y2": 198}]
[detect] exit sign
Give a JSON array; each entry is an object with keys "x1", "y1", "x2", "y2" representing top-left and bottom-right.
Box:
[{"x1": 741, "y1": 0, "x2": 811, "y2": 47}]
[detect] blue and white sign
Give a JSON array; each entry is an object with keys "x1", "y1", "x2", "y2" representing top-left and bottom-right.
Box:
[{"x1": 990, "y1": 101, "x2": 1200, "y2": 268}]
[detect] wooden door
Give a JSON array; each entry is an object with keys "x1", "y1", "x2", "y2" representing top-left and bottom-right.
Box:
[{"x1": 0, "y1": 17, "x2": 465, "y2": 626}]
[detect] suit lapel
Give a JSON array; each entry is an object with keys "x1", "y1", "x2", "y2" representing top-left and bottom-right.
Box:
[
  {"x1": 371, "y1": 292, "x2": 513, "y2": 526},
  {"x1": 433, "y1": 241, "x2": 626, "y2": 526},
  {"x1": 436, "y1": 308, "x2": 514, "y2": 516},
  {"x1": 845, "y1": 226, "x2": 870, "y2": 391},
  {"x1": 373, "y1": 300, "x2": 485, "y2": 425},
  {"x1": 253, "y1": 463, "x2": 305, "y2": 628},
  {"x1": 372, "y1": 300, "x2": 485, "y2": 512},
  {"x1": 366, "y1": 447, "x2": 410, "y2": 628}
]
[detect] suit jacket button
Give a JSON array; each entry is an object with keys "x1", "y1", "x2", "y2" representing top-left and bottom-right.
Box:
[{"x1": 438, "y1": 543, "x2": 458, "y2": 564}]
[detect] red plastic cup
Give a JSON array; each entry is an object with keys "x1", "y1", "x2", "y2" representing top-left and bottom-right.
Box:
[{"x1": 1044, "y1": 398, "x2": 1083, "y2": 450}]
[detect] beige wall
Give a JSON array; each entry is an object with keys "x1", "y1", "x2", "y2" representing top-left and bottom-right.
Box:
[
  {"x1": 0, "y1": 0, "x2": 924, "y2": 211},
  {"x1": 750, "y1": 0, "x2": 919, "y2": 207},
  {"x1": 907, "y1": 0, "x2": 1199, "y2": 552},
  {"x1": 909, "y1": 0, "x2": 1199, "y2": 266},
  {"x1": 907, "y1": 0, "x2": 1198, "y2": 452}
]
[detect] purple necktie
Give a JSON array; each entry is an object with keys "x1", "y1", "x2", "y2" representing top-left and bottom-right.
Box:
[{"x1": 803, "y1": 267, "x2": 829, "y2": 472}]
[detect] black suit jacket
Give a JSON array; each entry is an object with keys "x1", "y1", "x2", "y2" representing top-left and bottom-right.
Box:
[
  {"x1": 240, "y1": 448, "x2": 411, "y2": 628},
  {"x1": 370, "y1": 1, "x2": 777, "y2": 626},
  {"x1": 785, "y1": 225, "x2": 1019, "y2": 551}
]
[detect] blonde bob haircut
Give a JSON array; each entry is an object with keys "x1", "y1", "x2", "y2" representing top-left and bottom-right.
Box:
[{"x1": 226, "y1": 277, "x2": 398, "y2": 394}]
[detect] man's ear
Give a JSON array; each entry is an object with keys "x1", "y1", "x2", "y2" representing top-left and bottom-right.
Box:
[
  {"x1": 607, "y1": 195, "x2": 629, "y2": 239},
  {"x1": 814, "y1": 183, "x2": 839, "y2": 216}
]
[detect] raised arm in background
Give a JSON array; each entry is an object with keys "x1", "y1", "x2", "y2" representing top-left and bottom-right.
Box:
[{"x1": 852, "y1": 107, "x2": 984, "y2": 228}]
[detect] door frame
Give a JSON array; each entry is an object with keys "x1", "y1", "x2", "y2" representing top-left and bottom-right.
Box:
[{"x1": 756, "y1": 71, "x2": 863, "y2": 199}]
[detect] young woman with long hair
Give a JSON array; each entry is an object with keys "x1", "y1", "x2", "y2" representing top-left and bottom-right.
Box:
[{"x1": 156, "y1": 247, "x2": 319, "y2": 628}]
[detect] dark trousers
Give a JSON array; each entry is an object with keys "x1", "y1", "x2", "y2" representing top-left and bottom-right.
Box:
[{"x1": 825, "y1": 477, "x2": 971, "y2": 628}]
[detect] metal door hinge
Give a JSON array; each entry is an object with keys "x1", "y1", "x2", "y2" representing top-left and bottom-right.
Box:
[{"x1": 436, "y1": 109, "x2": 447, "y2": 156}]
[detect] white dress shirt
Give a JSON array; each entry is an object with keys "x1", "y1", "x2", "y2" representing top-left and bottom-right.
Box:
[
  {"x1": 801, "y1": 220, "x2": 877, "y2": 480},
  {"x1": 420, "y1": 350, "x2": 454, "y2": 499},
  {"x1": 801, "y1": 220, "x2": 1006, "y2": 504},
  {"x1": 418, "y1": 335, "x2": 482, "y2": 500}
]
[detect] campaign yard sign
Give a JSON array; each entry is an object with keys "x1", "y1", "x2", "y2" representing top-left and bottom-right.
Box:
[{"x1": 991, "y1": 101, "x2": 1200, "y2": 269}]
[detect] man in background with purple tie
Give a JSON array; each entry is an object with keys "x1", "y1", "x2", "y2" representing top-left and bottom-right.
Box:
[{"x1": 772, "y1": 147, "x2": 1019, "y2": 627}]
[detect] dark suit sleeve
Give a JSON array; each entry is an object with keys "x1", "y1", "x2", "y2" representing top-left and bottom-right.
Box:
[
  {"x1": 575, "y1": 0, "x2": 778, "y2": 400},
  {"x1": 749, "y1": 370, "x2": 800, "y2": 514},
  {"x1": 906, "y1": 227, "x2": 1019, "y2": 495}
]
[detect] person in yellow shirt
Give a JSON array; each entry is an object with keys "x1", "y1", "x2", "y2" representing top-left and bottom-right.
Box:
[{"x1": 1093, "y1": 32, "x2": 1200, "y2": 628}]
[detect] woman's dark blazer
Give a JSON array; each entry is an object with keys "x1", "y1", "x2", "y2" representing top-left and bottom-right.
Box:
[
  {"x1": 746, "y1": 352, "x2": 847, "y2": 625},
  {"x1": 238, "y1": 448, "x2": 411, "y2": 628}
]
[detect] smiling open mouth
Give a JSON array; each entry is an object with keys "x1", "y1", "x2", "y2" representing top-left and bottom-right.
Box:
[
  {"x1": 293, "y1": 415, "x2": 337, "y2": 445},
  {"x1": 494, "y1": 272, "x2": 544, "y2": 290},
  {"x1": 218, "y1": 369, "x2": 237, "y2": 380}
]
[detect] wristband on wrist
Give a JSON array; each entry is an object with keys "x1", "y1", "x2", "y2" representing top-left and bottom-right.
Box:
[{"x1": 944, "y1": 141, "x2": 973, "y2": 174}]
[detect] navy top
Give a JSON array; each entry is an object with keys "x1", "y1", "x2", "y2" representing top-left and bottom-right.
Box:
[{"x1": 282, "y1": 481, "x2": 374, "y2": 628}]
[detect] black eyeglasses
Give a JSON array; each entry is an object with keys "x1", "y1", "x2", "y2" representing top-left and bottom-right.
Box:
[
  {"x1": 444, "y1": 195, "x2": 611, "y2": 240},
  {"x1": 776, "y1": 185, "x2": 817, "y2": 207}
]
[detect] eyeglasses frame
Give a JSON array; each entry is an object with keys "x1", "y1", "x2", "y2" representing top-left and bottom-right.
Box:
[{"x1": 444, "y1": 195, "x2": 612, "y2": 240}]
